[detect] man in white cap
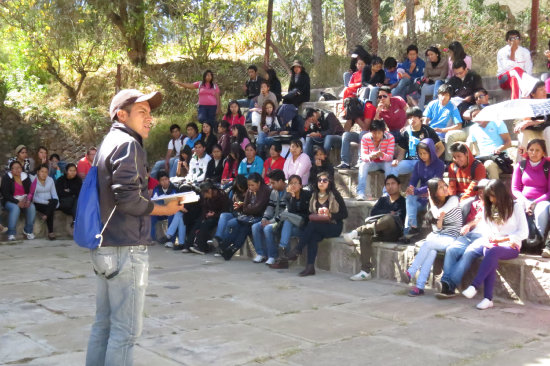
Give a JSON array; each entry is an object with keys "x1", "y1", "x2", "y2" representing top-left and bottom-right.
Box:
[{"x1": 86, "y1": 89, "x2": 183, "y2": 366}]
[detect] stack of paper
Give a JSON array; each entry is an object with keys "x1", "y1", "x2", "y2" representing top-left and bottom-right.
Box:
[{"x1": 151, "y1": 191, "x2": 200, "y2": 203}]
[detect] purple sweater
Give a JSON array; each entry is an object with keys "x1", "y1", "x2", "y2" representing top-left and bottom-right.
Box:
[
  {"x1": 409, "y1": 138, "x2": 445, "y2": 202},
  {"x1": 511, "y1": 159, "x2": 550, "y2": 204}
]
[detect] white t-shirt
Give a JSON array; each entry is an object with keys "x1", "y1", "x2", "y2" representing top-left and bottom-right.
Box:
[{"x1": 167, "y1": 136, "x2": 185, "y2": 155}]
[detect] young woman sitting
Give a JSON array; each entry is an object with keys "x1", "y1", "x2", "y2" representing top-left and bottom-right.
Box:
[
  {"x1": 238, "y1": 143, "x2": 264, "y2": 178},
  {"x1": 262, "y1": 142, "x2": 286, "y2": 184},
  {"x1": 221, "y1": 143, "x2": 245, "y2": 188},
  {"x1": 56, "y1": 163, "x2": 82, "y2": 225},
  {"x1": 205, "y1": 144, "x2": 224, "y2": 184},
  {"x1": 32, "y1": 164, "x2": 60, "y2": 240}
]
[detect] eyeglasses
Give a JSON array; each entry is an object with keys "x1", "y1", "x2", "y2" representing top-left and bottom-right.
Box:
[
  {"x1": 509, "y1": 36, "x2": 520, "y2": 41},
  {"x1": 377, "y1": 94, "x2": 389, "y2": 99},
  {"x1": 475, "y1": 94, "x2": 487, "y2": 99},
  {"x1": 317, "y1": 178, "x2": 329, "y2": 183}
]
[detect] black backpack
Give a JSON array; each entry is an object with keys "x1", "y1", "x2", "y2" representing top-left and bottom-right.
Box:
[
  {"x1": 343, "y1": 97, "x2": 364, "y2": 121},
  {"x1": 519, "y1": 159, "x2": 550, "y2": 180},
  {"x1": 452, "y1": 159, "x2": 482, "y2": 178}
]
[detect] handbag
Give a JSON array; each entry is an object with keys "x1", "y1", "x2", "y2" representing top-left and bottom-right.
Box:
[
  {"x1": 280, "y1": 210, "x2": 305, "y2": 227},
  {"x1": 308, "y1": 213, "x2": 330, "y2": 223},
  {"x1": 236, "y1": 214, "x2": 261, "y2": 225}
]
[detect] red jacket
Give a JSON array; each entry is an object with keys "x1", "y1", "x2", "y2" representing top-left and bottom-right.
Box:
[{"x1": 447, "y1": 145, "x2": 486, "y2": 201}]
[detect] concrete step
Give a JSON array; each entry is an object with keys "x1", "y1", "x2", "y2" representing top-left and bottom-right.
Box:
[
  {"x1": 314, "y1": 236, "x2": 550, "y2": 306},
  {"x1": 1, "y1": 210, "x2": 74, "y2": 240}
]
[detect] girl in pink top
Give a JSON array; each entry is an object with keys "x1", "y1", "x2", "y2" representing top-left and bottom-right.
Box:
[
  {"x1": 231, "y1": 124, "x2": 251, "y2": 151},
  {"x1": 223, "y1": 100, "x2": 246, "y2": 126},
  {"x1": 173, "y1": 69, "x2": 220, "y2": 124},
  {"x1": 511, "y1": 139, "x2": 550, "y2": 251},
  {"x1": 283, "y1": 139, "x2": 312, "y2": 184}
]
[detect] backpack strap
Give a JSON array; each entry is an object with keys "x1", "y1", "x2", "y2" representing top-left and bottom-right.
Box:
[
  {"x1": 544, "y1": 160, "x2": 550, "y2": 180},
  {"x1": 519, "y1": 159, "x2": 527, "y2": 175},
  {"x1": 470, "y1": 159, "x2": 481, "y2": 179},
  {"x1": 96, "y1": 205, "x2": 117, "y2": 247}
]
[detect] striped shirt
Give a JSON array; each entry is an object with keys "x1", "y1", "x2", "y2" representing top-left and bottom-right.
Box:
[
  {"x1": 429, "y1": 195, "x2": 462, "y2": 238},
  {"x1": 360, "y1": 132, "x2": 395, "y2": 163}
]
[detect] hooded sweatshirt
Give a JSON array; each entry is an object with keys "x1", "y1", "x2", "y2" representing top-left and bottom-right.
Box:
[
  {"x1": 409, "y1": 138, "x2": 445, "y2": 204},
  {"x1": 447, "y1": 144, "x2": 487, "y2": 201}
]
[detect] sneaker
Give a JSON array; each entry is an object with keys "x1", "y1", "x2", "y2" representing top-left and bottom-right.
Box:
[
  {"x1": 23, "y1": 231, "x2": 35, "y2": 240},
  {"x1": 542, "y1": 248, "x2": 550, "y2": 258},
  {"x1": 356, "y1": 194, "x2": 365, "y2": 201},
  {"x1": 401, "y1": 270, "x2": 412, "y2": 284},
  {"x1": 158, "y1": 236, "x2": 171, "y2": 244},
  {"x1": 208, "y1": 237, "x2": 220, "y2": 249},
  {"x1": 7, "y1": 234, "x2": 15, "y2": 241},
  {"x1": 253, "y1": 255, "x2": 266, "y2": 263},
  {"x1": 350, "y1": 270, "x2": 371, "y2": 281},
  {"x1": 476, "y1": 298, "x2": 494, "y2": 310},
  {"x1": 181, "y1": 248, "x2": 190, "y2": 253},
  {"x1": 435, "y1": 282, "x2": 457, "y2": 299},
  {"x1": 164, "y1": 241, "x2": 174, "y2": 248},
  {"x1": 265, "y1": 257, "x2": 275, "y2": 265},
  {"x1": 213, "y1": 252, "x2": 222, "y2": 257},
  {"x1": 342, "y1": 230, "x2": 358, "y2": 244},
  {"x1": 408, "y1": 286, "x2": 425, "y2": 297},
  {"x1": 407, "y1": 227, "x2": 420, "y2": 236},
  {"x1": 462, "y1": 285, "x2": 477, "y2": 299},
  {"x1": 190, "y1": 246, "x2": 206, "y2": 255},
  {"x1": 336, "y1": 163, "x2": 350, "y2": 170}
]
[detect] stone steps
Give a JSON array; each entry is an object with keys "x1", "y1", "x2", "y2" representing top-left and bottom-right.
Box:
[
  {"x1": 0, "y1": 210, "x2": 74, "y2": 240},
  {"x1": 313, "y1": 236, "x2": 550, "y2": 307}
]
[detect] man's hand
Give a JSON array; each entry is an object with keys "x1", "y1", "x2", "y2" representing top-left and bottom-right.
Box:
[
  {"x1": 152, "y1": 200, "x2": 184, "y2": 216},
  {"x1": 460, "y1": 224, "x2": 472, "y2": 236},
  {"x1": 434, "y1": 127, "x2": 444, "y2": 133},
  {"x1": 514, "y1": 120, "x2": 532, "y2": 133},
  {"x1": 391, "y1": 159, "x2": 399, "y2": 167},
  {"x1": 405, "y1": 185, "x2": 415, "y2": 196}
]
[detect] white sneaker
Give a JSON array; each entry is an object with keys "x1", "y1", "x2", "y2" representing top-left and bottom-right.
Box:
[
  {"x1": 265, "y1": 257, "x2": 275, "y2": 265},
  {"x1": 350, "y1": 270, "x2": 371, "y2": 281},
  {"x1": 356, "y1": 194, "x2": 365, "y2": 201},
  {"x1": 462, "y1": 285, "x2": 477, "y2": 299},
  {"x1": 252, "y1": 255, "x2": 266, "y2": 263},
  {"x1": 23, "y1": 231, "x2": 35, "y2": 240},
  {"x1": 476, "y1": 298, "x2": 494, "y2": 310},
  {"x1": 164, "y1": 241, "x2": 174, "y2": 248},
  {"x1": 7, "y1": 234, "x2": 16, "y2": 241},
  {"x1": 342, "y1": 230, "x2": 358, "y2": 244}
]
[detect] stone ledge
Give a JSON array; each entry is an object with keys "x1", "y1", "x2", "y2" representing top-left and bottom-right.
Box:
[
  {"x1": 0, "y1": 210, "x2": 73, "y2": 240},
  {"x1": 314, "y1": 236, "x2": 550, "y2": 306}
]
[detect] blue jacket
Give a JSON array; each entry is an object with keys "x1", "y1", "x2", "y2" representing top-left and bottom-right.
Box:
[
  {"x1": 238, "y1": 156, "x2": 264, "y2": 177},
  {"x1": 399, "y1": 57, "x2": 426, "y2": 79},
  {"x1": 152, "y1": 183, "x2": 178, "y2": 205},
  {"x1": 409, "y1": 138, "x2": 445, "y2": 203}
]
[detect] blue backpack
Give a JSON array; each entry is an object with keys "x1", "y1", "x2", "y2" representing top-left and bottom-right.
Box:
[{"x1": 74, "y1": 166, "x2": 116, "y2": 249}]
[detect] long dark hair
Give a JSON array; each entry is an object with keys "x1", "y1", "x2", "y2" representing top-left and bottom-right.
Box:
[
  {"x1": 226, "y1": 142, "x2": 244, "y2": 165},
  {"x1": 247, "y1": 172, "x2": 264, "y2": 186},
  {"x1": 448, "y1": 41, "x2": 467, "y2": 62},
  {"x1": 526, "y1": 139, "x2": 547, "y2": 158},
  {"x1": 313, "y1": 171, "x2": 334, "y2": 194},
  {"x1": 232, "y1": 174, "x2": 248, "y2": 196},
  {"x1": 225, "y1": 100, "x2": 243, "y2": 119},
  {"x1": 427, "y1": 178, "x2": 448, "y2": 208},
  {"x1": 260, "y1": 100, "x2": 277, "y2": 128},
  {"x1": 483, "y1": 179, "x2": 514, "y2": 222},
  {"x1": 202, "y1": 69, "x2": 214, "y2": 88},
  {"x1": 231, "y1": 124, "x2": 249, "y2": 144},
  {"x1": 265, "y1": 68, "x2": 279, "y2": 84},
  {"x1": 425, "y1": 46, "x2": 442, "y2": 67}
]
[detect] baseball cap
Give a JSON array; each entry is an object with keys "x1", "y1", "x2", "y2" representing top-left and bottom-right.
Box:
[{"x1": 109, "y1": 89, "x2": 163, "y2": 121}]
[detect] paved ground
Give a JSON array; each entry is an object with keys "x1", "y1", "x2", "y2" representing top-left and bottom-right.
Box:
[{"x1": 2, "y1": 239, "x2": 550, "y2": 366}]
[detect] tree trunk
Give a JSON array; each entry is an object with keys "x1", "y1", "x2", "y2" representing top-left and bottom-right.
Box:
[
  {"x1": 343, "y1": 0, "x2": 361, "y2": 53},
  {"x1": 311, "y1": 0, "x2": 325, "y2": 65},
  {"x1": 405, "y1": 0, "x2": 416, "y2": 44},
  {"x1": 370, "y1": 0, "x2": 380, "y2": 54}
]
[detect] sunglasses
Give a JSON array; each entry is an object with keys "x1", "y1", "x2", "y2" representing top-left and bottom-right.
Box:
[
  {"x1": 377, "y1": 94, "x2": 389, "y2": 99},
  {"x1": 509, "y1": 36, "x2": 520, "y2": 41},
  {"x1": 318, "y1": 178, "x2": 329, "y2": 183},
  {"x1": 475, "y1": 94, "x2": 487, "y2": 99}
]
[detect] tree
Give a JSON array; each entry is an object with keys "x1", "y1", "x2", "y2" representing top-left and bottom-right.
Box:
[
  {"x1": 0, "y1": 0, "x2": 114, "y2": 105},
  {"x1": 343, "y1": 0, "x2": 361, "y2": 52},
  {"x1": 89, "y1": 0, "x2": 149, "y2": 67},
  {"x1": 405, "y1": 0, "x2": 417, "y2": 44},
  {"x1": 311, "y1": 0, "x2": 326, "y2": 65}
]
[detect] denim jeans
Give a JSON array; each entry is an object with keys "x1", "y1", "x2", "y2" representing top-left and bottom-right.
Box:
[
  {"x1": 340, "y1": 131, "x2": 367, "y2": 166},
  {"x1": 151, "y1": 157, "x2": 178, "y2": 179},
  {"x1": 526, "y1": 200, "x2": 550, "y2": 236},
  {"x1": 237, "y1": 98, "x2": 255, "y2": 108},
  {"x1": 215, "y1": 212, "x2": 234, "y2": 238},
  {"x1": 5, "y1": 201, "x2": 35, "y2": 235},
  {"x1": 279, "y1": 220, "x2": 302, "y2": 251},
  {"x1": 197, "y1": 105, "x2": 217, "y2": 124},
  {"x1": 251, "y1": 221, "x2": 277, "y2": 258},
  {"x1": 357, "y1": 161, "x2": 391, "y2": 196},
  {"x1": 150, "y1": 213, "x2": 174, "y2": 241},
  {"x1": 441, "y1": 232, "x2": 483, "y2": 291},
  {"x1": 304, "y1": 135, "x2": 342, "y2": 158},
  {"x1": 343, "y1": 72, "x2": 352, "y2": 87},
  {"x1": 358, "y1": 86, "x2": 380, "y2": 105},
  {"x1": 224, "y1": 218, "x2": 252, "y2": 249},
  {"x1": 165, "y1": 211, "x2": 186, "y2": 244},
  {"x1": 86, "y1": 245, "x2": 149, "y2": 366},
  {"x1": 257, "y1": 132, "x2": 274, "y2": 158},
  {"x1": 407, "y1": 233, "x2": 457, "y2": 290},
  {"x1": 405, "y1": 195, "x2": 427, "y2": 229},
  {"x1": 419, "y1": 83, "x2": 435, "y2": 110},
  {"x1": 392, "y1": 78, "x2": 415, "y2": 99}
]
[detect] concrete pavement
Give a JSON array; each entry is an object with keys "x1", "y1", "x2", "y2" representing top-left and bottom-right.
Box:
[{"x1": 1, "y1": 239, "x2": 550, "y2": 366}]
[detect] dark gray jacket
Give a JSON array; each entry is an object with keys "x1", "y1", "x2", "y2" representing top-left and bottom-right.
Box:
[{"x1": 96, "y1": 122, "x2": 155, "y2": 246}]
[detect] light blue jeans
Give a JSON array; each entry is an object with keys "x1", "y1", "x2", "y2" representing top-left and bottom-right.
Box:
[
  {"x1": 407, "y1": 233, "x2": 457, "y2": 290},
  {"x1": 5, "y1": 201, "x2": 35, "y2": 235},
  {"x1": 357, "y1": 161, "x2": 392, "y2": 196},
  {"x1": 166, "y1": 211, "x2": 186, "y2": 244},
  {"x1": 528, "y1": 200, "x2": 550, "y2": 236},
  {"x1": 279, "y1": 220, "x2": 302, "y2": 250},
  {"x1": 358, "y1": 86, "x2": 380, "y2": 105},
  {"x1": 393, "y1": 159, "x2": 417, "y2": 176},
  {"x1": 151, "y1": 157, "x2": 179, "y2": 179},
  {"x1": 215, "y1": 212, "x2": 234, "y2": 238},
  {"x1": 340, "y1": 131, "x2": 367, "y2": 166},
  {"x1": 86, "y1": 245, "x2": 149, "y2": 366},
  {"x1": 251, "y1": 221, "x2": 277, "y2": 258},
  {"x1": 392, "y1": 78, "x2": 415, "y2": 99},
  {"x1": 304, "y1": 135, "x2": 342, "y2": 158},
  {"x1": 441, "y1": 232, "x2": 483, "y2": 291},
  {"x1": 405, "y1": 195, "x2": 427, "y2": 229}
]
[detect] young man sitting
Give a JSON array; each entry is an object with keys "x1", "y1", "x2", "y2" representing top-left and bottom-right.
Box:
[
  {"x1": 392, "y1": 107, "x2": 445, "y2": 176},
  {"x1": 251, "y1": 169, "x2": 287, "y2": 265},
  {"x1": 392, "y1": 45, "x2": 426, "y2": 102},
  {"x1": 343, "y1": 174, "x2": 406, "y2": 280},
  {"x1": 447, "y1": 60, "x2": 483, "y2": 116},
  {"x1": 303, "y1": 108, "x2": 344, "y2": 159},
  {"x1": 423, "y1": 84, "x2": 463, "y2": 162},
  {"x1": 373, "y1": 86, "x2": 407, "y2": 139},
  {"x1": 187, "y1": 140, "x2": 211, "y2": 185},
  {"x1": 150, "y1": 124, "x2": 184, "y2": 179},
  {"x1": 150, "y1": 172, "x2": 178, "y2": 242}
]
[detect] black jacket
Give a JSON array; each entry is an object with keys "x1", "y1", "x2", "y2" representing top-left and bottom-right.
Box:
[
  {"x1": 246, "y1": 77, "x2": 264, "y2": 99},
  {"x1": 285, "y1": 189, "x2": 312, "y2": 222},
  {"x1": 448, "y1": 71, "x2": 483, "y2": 99},
  {"x1": 308, "y1": 162, "x2": 335, "y2": 187},
  {"x1": 55, "y1": 175, "x2": 82, "y2": 200},
  {"x1": 288, "y1": 72, "x2": 310, "y2": 106},
  {"x1": 362, "y1": 66, "x2": 385, "y2": 86},
  {"x1": 1, "y1": 172, "x2": 32, "y2": 205},
  {"x1": 96, "y1": 122, "x2": 155, "y2": 246},
  {"x1": 201, "y1": 133, "x2": 218, "y2": 155},
  {"x1": 205, "y1": 159, "x2": 224, "y2": 183},
  {"x1": 305, "y1": 111, "x2": 344, "y2": 137}
]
